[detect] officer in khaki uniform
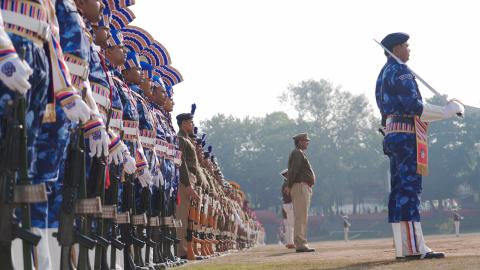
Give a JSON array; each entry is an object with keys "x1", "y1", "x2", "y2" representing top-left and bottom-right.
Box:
[
  {"x1": 284, "y1": 133, "x2": 315, "y2": 252},
  {"x1": 176, "y1": 112, "x2": 201, "y2": 258}
]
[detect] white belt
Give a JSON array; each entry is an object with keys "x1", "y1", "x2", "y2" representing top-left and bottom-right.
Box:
[
  {"x1": 92, "y1": 91, "x2": 111, "y2": 109},
  {"x1": 66, "y1": 61, "x2": 89, "y2": 80},
  {"x1": 1, "y1": 10, "x2": 50, "y2": 41},
  {"x1": 109, "y1": 118, "x2": 123, "y2": 130},
  {"x1": 139, "y1": 136, "x2": 156, "y2": 147},
  {"x1": 154, "y1": 144, "x2": 166, "y2": 154},
  {"x1": 123, "y1": 126, "x2": 138, "y2": 136}
]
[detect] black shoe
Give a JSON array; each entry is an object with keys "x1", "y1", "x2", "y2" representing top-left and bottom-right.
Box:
[
  {"x1": 296, "y1": 247, "x2": 315, "y2": 253},
  {"x1": 403, "y1": 255, "x2": 421, "y2": 260},
  {"x1": 423, "y1": 252, "x2": 445, "y2": 259}
]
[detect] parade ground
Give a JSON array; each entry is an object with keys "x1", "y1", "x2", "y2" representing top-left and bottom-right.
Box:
[{"x1": 181, "y1": 233, "x2": 480, "y2": 270}]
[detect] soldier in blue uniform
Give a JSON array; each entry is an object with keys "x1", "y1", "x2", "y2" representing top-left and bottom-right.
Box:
[
  {"x1": 376, "y1": 32, "x2": 464, "y2": 259},
  {"x1": 2, "y1": 1, "x2": 93, "y2": 268}
]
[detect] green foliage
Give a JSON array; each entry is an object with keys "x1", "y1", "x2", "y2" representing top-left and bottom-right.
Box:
[{"x1": 200, "y1": 80, "x2": 480, "y2": 212}]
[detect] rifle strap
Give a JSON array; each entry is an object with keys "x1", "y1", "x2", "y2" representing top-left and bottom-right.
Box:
[
  {"x1": 115, "y1": 212, "x2": 130, "y2": 224},
  {"x1": 14, "y1": 183, "x2": 47, "y2": 203},
  {"x1": 99, "y1": 205, "x2": 117, "y2": 219},
  {"x1": 148, "y1": 217, "x2": 160, "y2": 227},
  {"x1": 132, "y1": 214, "x2": 147, "y2": 225},
  {"x1": 74, "y1": 197, "x2": 102, "y2": 215}
]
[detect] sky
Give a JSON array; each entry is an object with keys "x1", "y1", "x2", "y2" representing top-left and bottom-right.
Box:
[{"x1": 130, "y1": 0, "x2": 480, "y2": 121}]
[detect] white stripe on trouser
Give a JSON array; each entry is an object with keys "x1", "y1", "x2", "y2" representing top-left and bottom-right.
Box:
[
  {"x1": 406, "y1": 222, "x2": 418, "y2": 254},
  {"x1": 282, "y1": 203, "x2": 294, "y2": 245},
  {"x1": 392, "y1": 221, "x2": 432, "y2": 257},
  {"x1": 392, "y1": 223, "x2": 403, "y2": 258},
  {"x1": 454, "y1": 221, "x2": 460, "y2": 236},
  {"x1": 32, "y1": 227, "x2": 53, "y2": 270}
]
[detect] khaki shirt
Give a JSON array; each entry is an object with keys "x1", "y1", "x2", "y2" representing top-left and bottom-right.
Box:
[
  {"x1": 178, "y1": 130, "x2": 199, "y2": 187},
  {"x1": 287, "y1": 148, "x2": 315, "y2": 188}
]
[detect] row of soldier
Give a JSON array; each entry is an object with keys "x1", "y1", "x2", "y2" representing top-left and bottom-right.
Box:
[{"x1": 0, "y1": 0, "x2": 264, "y2": 269}]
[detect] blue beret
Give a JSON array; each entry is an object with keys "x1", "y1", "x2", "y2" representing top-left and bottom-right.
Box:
[{"x1": 381, "y1": 32, "x2": 409, "y2": 53}]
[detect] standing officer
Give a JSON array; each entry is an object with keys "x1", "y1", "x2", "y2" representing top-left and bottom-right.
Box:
[
  {"x1": 284, "y1": 133, "x2": 315, "y2": 253},
  {"x1": 176, "y1": 109, "x2": 201, "y2": 260},
  {"x1": 376, "y1": 32, "x2": 464, "y2": 259},
  {"x1": 452, "y1": 209, "x2": 463, "y2": 237}
]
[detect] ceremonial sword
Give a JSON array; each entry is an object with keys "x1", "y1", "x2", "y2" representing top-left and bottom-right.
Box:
[{"x1": 373, "y1": 39, "x2": 480, "y2": 113}]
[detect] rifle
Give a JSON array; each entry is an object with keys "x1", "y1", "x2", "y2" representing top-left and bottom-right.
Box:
[
  {"x1": 89, "y1": 155, "x2": 110, "y2": 270},
  {"x1": 119, "y1": 144, "x2": 148, "y2": 270},
  {"x1": 55, "y1": 124, "x2": 98, "y2": 270},
  {"x1": 140, "y1": 186, "x2": 167, "y2": 270},
  {"x1": 106, "y1": 163, "x2": 125, "y2": 269},
  {"x1": 0, "y1": 83, "x2": 47, "y2": 269},
  {"x1": 75, "y1": 87, "x2": 103, "y2": 270},
  {"x1": 89, "y1": 109, "x2": 114, "y2": 270}
]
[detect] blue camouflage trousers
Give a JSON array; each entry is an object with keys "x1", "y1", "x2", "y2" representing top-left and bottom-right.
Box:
[
  {"x1": 383, "y1": 132, "x2": 422, "y2": 223},
  {"x1": 30, "y1": 101, "x2": 73, "y2": 228}
]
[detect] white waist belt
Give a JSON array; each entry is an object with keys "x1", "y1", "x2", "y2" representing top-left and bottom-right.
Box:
[
  {"x1": 1, "y1": 10, "x2": 50, "y2": 40},
  {"x1": 66, "y1": 61, "x2": 89, "y2": 80},
  {"x1": 109, "y1": 118, "x2": 123, "y2": 130},
  {"x1": 123, "y1": 126, "x2": 138, "y2": 136},
  {"x1": 139, "y1": 136, "x2": 156, "y2": 147},
  {"x1": 92, "y1": 91, "x2": 111, "y2": 109}
]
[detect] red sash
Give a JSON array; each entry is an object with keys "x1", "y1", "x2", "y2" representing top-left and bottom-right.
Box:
[{"x1": 414, "y1": 116, "x2": 429, "y2": 176}]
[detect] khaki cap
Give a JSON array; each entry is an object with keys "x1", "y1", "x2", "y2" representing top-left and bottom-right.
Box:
[{"x1": 292, "y1": 133, "x2": 310, "y2": 141}]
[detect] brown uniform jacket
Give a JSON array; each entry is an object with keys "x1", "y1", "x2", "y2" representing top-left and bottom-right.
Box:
[
  {"x1": 178, "y1": 130, "x2": 199, "y2": 187},
  {"x1": 287, "y1": 148, "x2": 315, "y2": 188}
]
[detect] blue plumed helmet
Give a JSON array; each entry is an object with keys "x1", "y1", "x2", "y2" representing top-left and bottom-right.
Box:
[
  {"x1": 201, "y1": 134, "x2": 207, "y2": 148},
  {"x1": 140, "y1": 61, "x2": 153, "y2": 79},
  {"x1": 152, "y1": 75, "x2": 164, "y2": 88},
  {"x1": 191, "y1": 103, "x2": 196, "y2": 116},
  {"x1": 165, "y1": 85, "x2": 173, "y2": 98},
  {"x1": 97, "y1": 6, "x2": 111, "y2": 28},
  {"x1": 123, "y1": 51, "x2": 140, "y2": 70},
  {"x1": 106, "y1": 29, "x2": 123, "y2": 47}
]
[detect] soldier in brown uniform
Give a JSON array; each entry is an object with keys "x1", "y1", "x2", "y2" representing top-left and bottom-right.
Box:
[
  {"x1": 284, "y1": 133, "x2": 316, "y2": 252},
  {"x1": 176, "y1": 112, "x2": 200, "y2": 259}
]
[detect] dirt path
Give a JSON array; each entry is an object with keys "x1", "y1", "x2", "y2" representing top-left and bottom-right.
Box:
[{"x1": 181, "y1": 233, "x2": 480, "y2": 270}]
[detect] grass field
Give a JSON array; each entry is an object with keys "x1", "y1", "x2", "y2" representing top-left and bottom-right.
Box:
[{"x1": 180, "y1": 233, "x2": 480, "y2": 270}]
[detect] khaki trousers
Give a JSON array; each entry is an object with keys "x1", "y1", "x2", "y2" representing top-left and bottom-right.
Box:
[
  {"x1": 177, "y1": 184, "x2": 190, "y2": 257},
  {"x1": 291, "y1": 182, "x2": 312, "y2": 249}
]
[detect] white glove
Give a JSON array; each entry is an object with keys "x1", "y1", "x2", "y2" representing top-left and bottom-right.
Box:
[
  {"x1": 123, "y1": 151, "x2": 137, "y2": 174},
  {"x1": 421, "y1": 100, "x2": 465, "y2": 122},
  {"x1": 108, "y1": 141, "x2": 127, "y2": 165},
  {"x1": 88, "y1": 128, "x2": 110, "y2": 157},
  {"x1": 150, "y1": 155, "x2": 164, "y2": 187},
  {"x1": 445, "y1": 99, "x2": 464, "y2": 118},
  {"x1": 137, "y1": 167, "x2": 152, "y2": 187},
  {"x1": 0, "y1": 55, "x2": 33, "y2": 95},
  {"x1": 62, "y1": 97, "x2": 91, "y2": 123}
]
